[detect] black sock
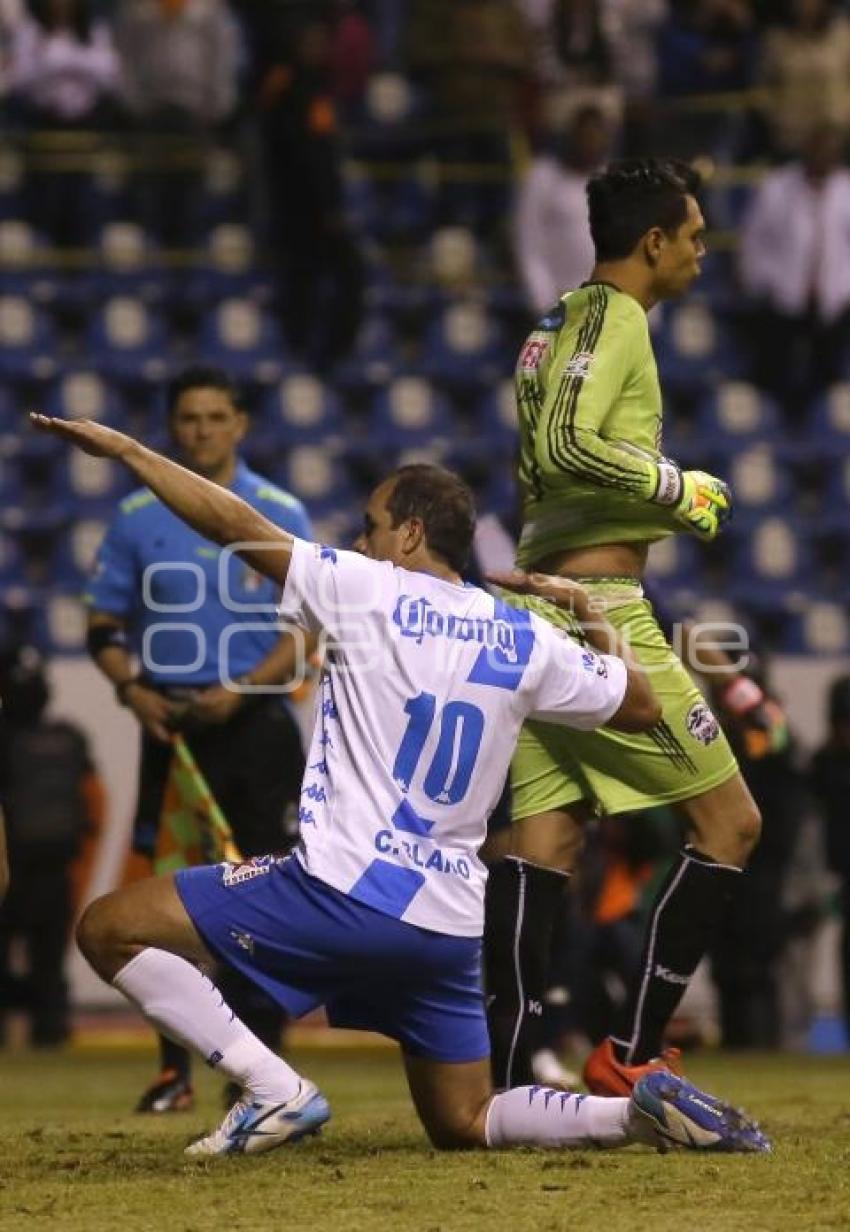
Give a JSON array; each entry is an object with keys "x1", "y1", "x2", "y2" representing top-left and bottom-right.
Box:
[
  {"x1": 612, "y1": 846, "x2": 742, "y2": 1065},
  {"x1": 484, "y1": 856, "x2": 569, "y2": 1088},
  {"x1": 159, "y1": 1034, "x2": 191, "y2": 1079}
]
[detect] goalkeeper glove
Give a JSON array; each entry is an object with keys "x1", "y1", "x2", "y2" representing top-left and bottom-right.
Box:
[{"x1": 651, "y1": 461, "x2": 732, "y2": 541}]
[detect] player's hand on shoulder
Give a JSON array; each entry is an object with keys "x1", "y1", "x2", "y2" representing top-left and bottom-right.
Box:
[
  {"x1": 487, "y1": 569, "x2": 590, "y2": 614},
  {"x1": 29, "y1": 413, "x2": 136, "y2": 461},
  {"x1": 674, "y1": 470, "x2": 732, "y2": 541}
]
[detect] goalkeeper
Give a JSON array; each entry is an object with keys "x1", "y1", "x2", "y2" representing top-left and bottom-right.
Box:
[{"x1": 486, "y1": 158, "x2": 762, "y2": 1095}]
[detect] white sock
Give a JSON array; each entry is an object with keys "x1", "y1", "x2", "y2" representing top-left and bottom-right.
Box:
[
  {"x1": 485, "y1": 1087, "x2": 632, "y2": 1148},
  {"x1": 113, "y1": 948, "x2": 302, "y2": 1104}
]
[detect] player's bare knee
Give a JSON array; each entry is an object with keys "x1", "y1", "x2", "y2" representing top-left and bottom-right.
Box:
[
  {"x1": 691, "y1": 797, "x2": 762, "y2": 868},
  {"x1": 76, "y1": 894, "x2": 129, "y2": 976},
  {"x1": 425, "y1": 1106, "x2": 485, "y2": 1151},
  {"x1": 735, "y1": 799, "x2": 762, "y2": 864}
]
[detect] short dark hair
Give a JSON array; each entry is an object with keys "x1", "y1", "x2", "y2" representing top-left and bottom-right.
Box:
[
  {"x1": 587, "y1": 158, "x2": 702, "y2": 262},
  {"x1": 385, "y1": 464, "x2": 476, "y2": 573},
  {"x1": 165, "y1": 366, "x2": 244, "y2": 418}
]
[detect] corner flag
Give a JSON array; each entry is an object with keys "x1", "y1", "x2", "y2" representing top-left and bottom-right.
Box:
[{"x1": 153, "y1": 735, "x2": 241, "y2": 874}]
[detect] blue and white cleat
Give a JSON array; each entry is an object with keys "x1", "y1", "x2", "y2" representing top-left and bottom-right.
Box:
[
  {"x1": 185, "y1": 1081, "x2": 330, "y2": 1157},
  {"x1": 629, "y1": 1072, "x2": 771, "y2": 1154}
]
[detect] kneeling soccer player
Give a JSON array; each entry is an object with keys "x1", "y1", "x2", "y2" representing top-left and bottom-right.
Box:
[{"x1": 32, "y1": 412, "x2": 770, "y2": 1158}]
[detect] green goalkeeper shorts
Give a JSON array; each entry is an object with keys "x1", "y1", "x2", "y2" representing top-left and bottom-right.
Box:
[{"x1": 507, "y1": 579, "x2": 740, "y2": 820}]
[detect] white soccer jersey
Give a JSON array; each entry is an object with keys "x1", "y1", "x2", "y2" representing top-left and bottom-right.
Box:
[{"x1": 279, "y1": 539, "x2": 627, "y2": 938}]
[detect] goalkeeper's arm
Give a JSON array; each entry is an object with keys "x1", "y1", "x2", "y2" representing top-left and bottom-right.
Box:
[{"x1": 533, "y1": 306, "x2": 731, "y2": 540}]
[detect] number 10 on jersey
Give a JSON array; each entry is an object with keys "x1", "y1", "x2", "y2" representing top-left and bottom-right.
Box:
[{"x1": 393, "y1": 692, "x2": 484, "y2": 805}]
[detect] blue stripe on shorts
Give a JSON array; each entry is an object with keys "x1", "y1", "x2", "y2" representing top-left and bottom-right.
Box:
[{"x1": 175, "y1": 854, "x2": 490, "y2": 1064}]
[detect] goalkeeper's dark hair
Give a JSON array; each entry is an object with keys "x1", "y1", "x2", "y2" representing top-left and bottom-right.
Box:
[
  {"x1": 386, "y1": 465, "x2": 476, "y2": 573},
  {"x1": 587, "y1": 158, "x2": 702, "y2": 262},
  {"x1": 166, "y1": 366, "x2": 245, "y2": 419}
]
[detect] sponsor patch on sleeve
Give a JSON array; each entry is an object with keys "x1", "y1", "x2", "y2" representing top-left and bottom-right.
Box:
[{"x1": 564, "y1": 351, "x2": 595, "y2": 380}]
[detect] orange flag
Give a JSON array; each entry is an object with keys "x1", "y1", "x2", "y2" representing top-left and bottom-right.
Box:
[{"x1": 153, "y1": 735, "x2": 241, "y2": 875}]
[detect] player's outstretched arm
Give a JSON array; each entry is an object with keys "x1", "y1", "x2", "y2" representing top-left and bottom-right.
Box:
[
  {"x1": 29, "y1": 415, "x2": 293, "y2": 585},
  {"x1": 490, "y1": 569, "x2": 661, "y2": 732}
]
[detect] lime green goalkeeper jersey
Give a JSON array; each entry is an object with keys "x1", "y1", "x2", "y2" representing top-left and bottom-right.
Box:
[{"x1": 514, "y1": 281, "x2": 682, "y2": 567}]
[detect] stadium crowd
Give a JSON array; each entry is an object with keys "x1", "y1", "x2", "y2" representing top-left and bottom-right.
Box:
[{"x1": 0, "y1": 0, "x2": 848, "y2": 1085}]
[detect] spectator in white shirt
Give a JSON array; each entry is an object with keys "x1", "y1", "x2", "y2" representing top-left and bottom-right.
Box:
[
  {"x1": 114, "y1": 0, "x2": 239, "y2": 246},
  {"x1": 9, "y1": 0, "x2": 120, "y2": 123},
  {"x1": 7, "y1": 1, "x2": 121, "y2": 246},
  {"x1": 514, "y1": 105, "x2": 613, "y2": 314},
  {"x1": 739, "y1": 123, "x2": 850, "y2": 415}
]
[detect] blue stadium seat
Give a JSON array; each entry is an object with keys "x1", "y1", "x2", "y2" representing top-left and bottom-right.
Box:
[
  {"x1": 332, "y1": 312, "x2": 400, "y2": 391},
  {"x1": 347, "y1": 163, "x2": 435, "y2": 241},
  {"x1": 823, "y1": 455, "x2": 850, "y2": 519},
  {"x1": 419, "y1": 300, "x2": 506, "y2": 390},
  {"x1": 727, "y1": 444, "x2": 793, "y2": 516},
  {"x1": 427, "y1": 227, "x2": 484, "y2": 292},
  {"x1": 0, "y1": 220, "x2": 57, "y2": 303},
  {"x1": 727, "y1": 515, "x2": 813, "y2": 605},
  {"x1": 48, "y1": 516, "x2": 109, "y2": 589},
  {"x1": 644, "y1": 535, "x2": 703, "y2": 587},
  {"x1": 0, "y1": 384, "x2": 19, "y2": 434},
  {"x1": 0, "y1": 584, "x2": 44, "y2": 648},
  {"x1": 43, "y1": 371, "x2": 129, "y2": 428},
  {"x1": 258, "y1": 375, "x2": 344, "y2": 448},
  {"x1": 367, "y1": 377, "x2": 453, "y2": 450},
  {"x1": 85, "y1": 297, "x2": 169, "y2": 385},
  {"x1": 773, "y1": 598, "x2": 849, "y2": 655},
  {"x1": 474, "y1": 379, "x2": 518, "y2": 456},
  {"x1": 309, "y1": 508, "x2": 363, "y2": 552},
  {"x1": 693, "y1": 382, "x2": 779, "y2": 453},
  {"x1": 0, "y1": 530, "x2": 25, "y2": 585},
  {"x1": 804, "y1": 384, "x2": 850, "y2": 459},
  {"x1": 271, "y1": 444, "x2": 356, "y2": 515},
  {"x1": 52, "y1": 452, "x2": 133, "y2": 514},
  {"x1": 196, "y1": 299, "x2": 288, "y2": 383},
  {"x1": 0, "y1": 295, "x2": 58, "y2": 382},
  {"x1": 36, "y1": 591, "x2": 89, "y2": 654},
  {"x1": 653, "y1": 300, "x2": 745, "y2": 390},
  {"x1": 359, "y1": 71, "x2": 423, "y2": 130},
  {"x1": 181, "y1": 225, "x2": 270, "y2": 312},
  {"x1": 91, "y1": 222, "x2": 165, "y2": 304},
  {"x1": 347, "y1": 71, "x2": 427, "y2": 159},
  {"x1": 470, "y1": 457, "x2": 516, "y2": 520}
]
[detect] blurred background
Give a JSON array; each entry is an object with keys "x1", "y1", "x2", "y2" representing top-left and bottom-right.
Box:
[{"x1": 0, "y1": 0, "x2": 848, "y2": 1059}]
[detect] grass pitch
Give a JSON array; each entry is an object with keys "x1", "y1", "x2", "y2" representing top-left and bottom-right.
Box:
[{"x1": 2, "y1": 1045, "x2": 849, "y2": 1232}]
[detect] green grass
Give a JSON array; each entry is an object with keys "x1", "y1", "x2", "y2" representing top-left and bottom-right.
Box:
[{"x1": 2, "y1": 1047, "x2": 850, "y2": 1232}]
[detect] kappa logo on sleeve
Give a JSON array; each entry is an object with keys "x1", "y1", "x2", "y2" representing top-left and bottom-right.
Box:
[
  {"x1": 564, "y1": 351, "x2": 595, "y2": 380},
  {"x1": 222, "y1": 854, "x2": 279, "y2": 887},
  {"x1": 581, "y1": 650, "x2": 608, "y2": 678}
]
